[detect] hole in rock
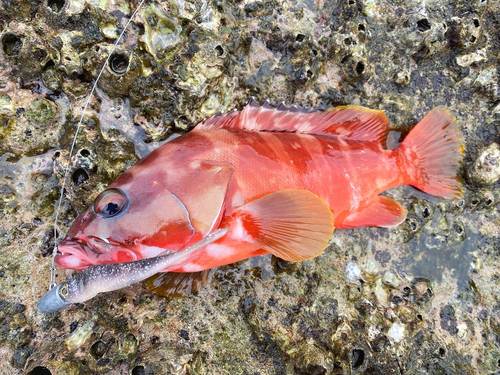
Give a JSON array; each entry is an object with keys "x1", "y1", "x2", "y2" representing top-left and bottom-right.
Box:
[
  {"x1": 132, "y1": 365, "x2": 146, "y2": 375},
  {"x1": 109, "y1": 52, "x2": 129, "y2": 74},
  {"x1": 2, "y1": 33, "x2": 23, "y2": 56},
  {"x1": 47, "y1": 0, "x2": 65, "y2": 12},
  {"x1": 72, "y1": 168, "x2": 89, "y2": 185},
  {"x1": 215, "y1": 45, "x2": 224, "y2": 56},
  {"x1": 352, "y1": 349, "x2": 365, "y2": 368},
  {"x1": 295, "y1": 34, "x2": 306, "y2": 42},
  {"x1": 29, "y1": 366, "x2": 52, "y2": 375},
  {"x1": 355, "y1": 61, "x2": 365, "y2": 75},
  {"x1": 90, "y1": 340, "x2": 106, "y2": 359},
  {"x1": 417, "y1": 19, "x2": 431, "y2": 32},
  {"x1": 422, "y1": 207, "x2": 430, "y2": 218}
]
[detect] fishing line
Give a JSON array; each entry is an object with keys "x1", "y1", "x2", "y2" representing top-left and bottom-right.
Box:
[{"x1": 49, "y1": 0, "x2": 146, "y2": 290}]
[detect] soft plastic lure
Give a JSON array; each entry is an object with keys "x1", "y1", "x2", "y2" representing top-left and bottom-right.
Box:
[{"x1": 38, "y1": 228, "x2": 228, "y2": 313}]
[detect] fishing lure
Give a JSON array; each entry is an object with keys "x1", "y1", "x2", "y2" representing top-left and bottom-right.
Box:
[{"x1": 38, "y1": 228, "x2": 228, "y2": 313}]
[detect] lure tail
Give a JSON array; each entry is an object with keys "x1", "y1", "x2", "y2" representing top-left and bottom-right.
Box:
[{"x1": 397, "y1": 107, "x2": 464, "y2": 199}]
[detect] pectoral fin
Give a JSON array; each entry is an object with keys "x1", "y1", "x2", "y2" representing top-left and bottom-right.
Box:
[
  {"x1": 231, "y1": 190, "x2": 335, "y2": 262},
  {"x1": 342, "y1": 196, "x2": 407, "y2": 228}
]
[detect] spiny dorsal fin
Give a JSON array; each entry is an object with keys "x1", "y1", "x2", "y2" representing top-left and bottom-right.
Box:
[{"x1": 195, "y1": 99, "x2": 391, "y2": 144}]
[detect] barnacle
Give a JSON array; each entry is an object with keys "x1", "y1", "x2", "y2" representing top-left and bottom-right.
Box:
[{"x1": 141, "y1": 3, "x2": 182, "y2": 59}]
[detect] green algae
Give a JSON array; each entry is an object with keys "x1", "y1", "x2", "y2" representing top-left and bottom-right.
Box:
[{"x1": 25, "y1": 98, "x2": 58, "y2": 126}]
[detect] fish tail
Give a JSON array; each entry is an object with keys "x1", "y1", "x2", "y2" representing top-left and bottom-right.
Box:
[{"x1": 397, "y1": 107, "x2": 464, "y2": 199}]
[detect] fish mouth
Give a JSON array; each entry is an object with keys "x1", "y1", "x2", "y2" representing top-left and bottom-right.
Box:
[{"x1": 55, "y1": 236, "x2": 139, "y2": 271}]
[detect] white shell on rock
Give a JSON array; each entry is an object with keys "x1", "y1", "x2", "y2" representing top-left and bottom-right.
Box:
[{"x1": 471, "y1": 143, "x2": 500, "y2": 185}]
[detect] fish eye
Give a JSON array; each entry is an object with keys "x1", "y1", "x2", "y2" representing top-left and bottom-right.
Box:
[
  {"x1": 59, "y1": 284, "x2": 69, "y2": 298},
  {"x1": 93, "y1": 188, "x2": 129, "y2": 218}
]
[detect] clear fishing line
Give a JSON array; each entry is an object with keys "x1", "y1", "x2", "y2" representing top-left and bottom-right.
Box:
[{"x1": 49, "y1": 0, "x2": 146, "y2": 289}]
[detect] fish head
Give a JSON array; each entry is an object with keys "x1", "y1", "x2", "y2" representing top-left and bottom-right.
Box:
[
  {"x1": 37, "y1": 280, "x2": 78, "y2": 313},
  {"x1": 55, "y1": 151, "x2": 234, "y2": 270}
]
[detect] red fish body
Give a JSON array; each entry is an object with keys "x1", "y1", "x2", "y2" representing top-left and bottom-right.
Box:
[{"x1": 55, "y1": 103, "x2": 463, "y2": 274}]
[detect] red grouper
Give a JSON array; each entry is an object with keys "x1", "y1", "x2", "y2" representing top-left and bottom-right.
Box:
[{"x1": 55, "y1": 102, "x2": 463, "y2": 275}]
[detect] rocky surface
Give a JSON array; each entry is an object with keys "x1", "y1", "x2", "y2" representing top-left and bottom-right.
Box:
[{"x1": 0, "y1": 0, "x2": 499, "y2": 374}]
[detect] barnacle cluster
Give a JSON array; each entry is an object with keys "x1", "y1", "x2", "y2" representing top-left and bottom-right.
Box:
[{"x1": 0, "y1": 0, "x2": 499, "y2": 374}]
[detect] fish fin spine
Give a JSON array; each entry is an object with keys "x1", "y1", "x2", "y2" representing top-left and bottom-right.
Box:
[
  {"x1": 397, "y1": 107, "x2": 464, "y2": 199},
  {"x1": 196, "y1": 100, "x2": 391, "y2": 144},
  {"x1": 230, "y1": 190, "x2": 335, "y2": 262}
]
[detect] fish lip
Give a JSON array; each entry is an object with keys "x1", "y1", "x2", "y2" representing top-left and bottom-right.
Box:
[
  {"x1": 56, "y1": 237, "x2": 139, "y2": 270},
  {"x1": 57, "y1": 236, "x2": 121, "y2": 256},
  {"x1": 85, "y1": 236, "x2": 121, "y2": 254},
  {"x1": 55, "y1": 239, "x2": 95, "y2": 270}
]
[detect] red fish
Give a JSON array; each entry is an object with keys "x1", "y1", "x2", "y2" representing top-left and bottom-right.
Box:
[{"x1": 55, "y1": 102, "x2": 463, "y2": 274}]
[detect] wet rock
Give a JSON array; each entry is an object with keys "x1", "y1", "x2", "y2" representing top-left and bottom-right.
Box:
[
  {"x1": 456, "y1": 48, "x2": 487, "y2": 67},
  {"x1": 66, "y1": 319, "x2": 95, "y2": 351},
  {"x1": 12, "y1": 344, "x2": 33, "y2": 368},
  {"x1": 387, "y1": 322, "x2": 406, "y2": 343},
  {"x1": 440, "y1": 305, "x2": 459, "y2": 336},
  {"x1": 25, "y1": 98, "x2": 57, "y2": 125},
  {"x1": 381, "y1": 271, "x2": 400, "y2": 288}
]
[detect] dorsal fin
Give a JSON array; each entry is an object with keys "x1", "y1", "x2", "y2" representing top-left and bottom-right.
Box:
[{"x1": 195, "y1": 99, "x2": 391, "y2": 144}]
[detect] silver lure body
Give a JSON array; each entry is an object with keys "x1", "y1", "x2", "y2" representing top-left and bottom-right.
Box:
[{"x1": 37, "y1": 228, "x2": 228, "y2": 313}]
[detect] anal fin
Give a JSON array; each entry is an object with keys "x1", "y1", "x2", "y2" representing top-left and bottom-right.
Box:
[
  {"x1": 342, "y1": 196, "x2": 407, "y2": 228},
  {"x1": 230, "y1": 190, "x2": 335, "y2": 262}
]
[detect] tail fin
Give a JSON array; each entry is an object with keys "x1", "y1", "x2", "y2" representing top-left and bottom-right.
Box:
[{"x1": 397, "y1": 107, "x2": 464, "y2": 199}]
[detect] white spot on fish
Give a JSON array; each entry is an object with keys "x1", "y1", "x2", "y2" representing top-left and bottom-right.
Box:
[
  {"x1": 231, "y1": 218, "x2": 254, "y2": 243},
  {"x1": 181, "y1": 262, "x2": 204, "y2": 272},
  {"x1": 64, "y1": 256, "x2": 83, "y2": 269},
  {"x1": 206, "y1": 243, "x2": 235, "y2": 259},
  {"x1": 231, "y1": 191, "x2": 245, "y2": 207},
  {"x1": 139, "y1": 245, "x2": 166, "y2": 259}
]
